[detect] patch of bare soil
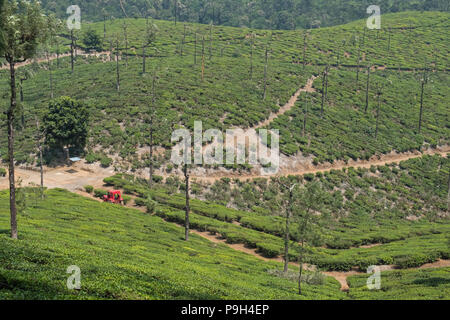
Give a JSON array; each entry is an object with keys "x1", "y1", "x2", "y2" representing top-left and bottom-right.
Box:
[{"x1": 0, "y1": 50, "x2": 111, "y2": 71}]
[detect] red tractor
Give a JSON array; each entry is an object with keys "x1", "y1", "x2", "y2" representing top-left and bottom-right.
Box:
[{"x1": 103, "y1": 190, "x2": 124, "y2": 205}]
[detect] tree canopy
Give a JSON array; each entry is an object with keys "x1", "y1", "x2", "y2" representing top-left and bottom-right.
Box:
[
  {"x1": 39, "y1": 0, "x2": 449, "y2": 30},
  {"x1": 0, "y1": 0, "x2": 47, "y2": 63},
  {"x1": 82, "y1": 28, "x2": 102, "y2": 51},
  {"x1": 43, "y1": 97, "x2": 90, "y2": 152}
]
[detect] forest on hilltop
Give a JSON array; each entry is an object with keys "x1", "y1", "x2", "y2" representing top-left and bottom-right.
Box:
[{"x1": 41, "y1": 0, "x2": 449, "y2": 29}]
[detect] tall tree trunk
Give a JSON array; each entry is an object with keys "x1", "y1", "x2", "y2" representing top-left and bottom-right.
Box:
[
  {"x1": 298, "y1": 236, "x2": 305, "y2": 295},
  {"x1": 250, "y1": 33, "x2": 254, "y2": 80},
  {"x1": 56, "y1": 44, "x2": 60, "y2": 68},
  {"x1": 116, "y1": 38, "x2": 120, "y2": 93},
  {"x1": 70, "y1": 30, "x2": 74, "y2": 73},
  {"x1": 201, "y1": 36, "x2": 205, "y2": 81},
  {"x1": 35, "y1": 117, "x2": 44, "y2": 199},
  {"x1": 375, "y1": 90, "x2": 381, "y2": 139},
  {"x1": 109, "y1": 40, "x2": 113, "y2": 62},
  {"x1": 303, "y1": 93, "x2": 308, "y2": 137},
  {"x1": 149, "y1": 117, "x2": 154, "y2": 188},
  {"x1": 142, "y1": 42, "x2": 146, "y2": 74},
  {"x1": 284, "y1": 188, "x2": 293, "y2": 273},
  {"x1": 8, "y1": 61, "x2": 18, "y2": 239},
  {"x1": 103, "y1": 16, "x2": 107, "y2": 42},
  {"x1": 19, "y1": 79, "x2": 24, "y2": 102},
  {"x1": 302, "y1": 32, "x2": 307, "y2": 69},
  {"x1": 447, "y1": 170, "x2": 450, "y2": 213},
  {"x1": 47, "y1": 50, "x2": 53, "y2": 99},
  {"x1": 209, "y1": 24, "x2": 213, "y2": 60},
  {"x1": 184, "y1": 164, "x2": 190, "y2": 241},
  {"x1": 123, "y1": 23, "x2": 128, "y2": 68},
  {"x1": 365, "y1": 66, "x2": 371, "y2": 113},
  {"x1": 320, "y1": 67, "x2": 326, "y2": 117},
  {"x1": 387, "y1": 29, "x2": 391, "y2": 53},
  {"x1": 194, "y1": 32, "x2": 197, "y2": 64},
  {"x1": 418, "y1": 81, "x2": 425, "y2": 134},
  {"x1": 263, "y1": 46, "x2": 268, "y2": 100}
]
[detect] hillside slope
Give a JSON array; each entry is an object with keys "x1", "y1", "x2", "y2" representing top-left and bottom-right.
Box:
[{"x1": 0, "y1": 188, "x2": 345, "y2": 299}]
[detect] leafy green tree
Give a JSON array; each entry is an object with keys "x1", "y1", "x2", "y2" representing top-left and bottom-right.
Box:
[
  {"x1": 42, "y1": 97, "x2": 90, "y2": 159},
  {"x1": 82, "y1": 28, "x2": 102, "y2": 51},
  {"x1": 0, "y1": 0, "x2": 47, "y2": 239}
]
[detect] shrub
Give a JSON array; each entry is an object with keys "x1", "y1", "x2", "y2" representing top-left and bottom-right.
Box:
[
  {"x1": 100, "y1": 157, "x2": 113, "y2": 168},
  {"x1": 122, "y1": 195, "x2": 132, "y2": 205},
  {"x1": 94, "y1": 189, "x2": 108, "y2": 198},
  {"x1": 145, "y1": 197, "x2": 157, "y2": 214},
  {"x1": 0, "y1": 168, "x2": 6, "y2": 177},
  {"x1": 84, "y1": 185, "x2": 94, "y2": 194},
  {"x1": 134, "y1": 198, "x2": 147, "y2": 207},
  {"x1": 152, "y1": 175, "x2": 163, "y2": 183}
]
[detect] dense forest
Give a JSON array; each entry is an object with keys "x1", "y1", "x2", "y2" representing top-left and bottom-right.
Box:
[{"x1": 42, "y1": 0, "x2": 449, "y2": 29}]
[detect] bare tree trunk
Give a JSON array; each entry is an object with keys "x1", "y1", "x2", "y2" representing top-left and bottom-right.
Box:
[
  {"x1": 418, "y1": 81, "x2": 425, "y2": 134},
  {"x1": 194, "y1": 32, "x2": 197, "y2": 64},
  {"x1": 47, "y1": 50, "x2": 53, "y2": 99},
  {"x1": 184, "y1": 164, "x2": 190, "y2": 241},
  {"x1": 303, "y1": 93, "x2": 308, "y2": 137},
  {"x1": 302, "y1": 32, "x2": 307, "y2": 69},
  {"x1": 298, "y1": 237, "x2": 305, "y2": 295},
  {"x1": 8, "y1": 61, "x2": 18, "y2": 239},
  {"x1": 35, "y1": 117, "x2": 44, "y2": 199},
  {"x1": 447, "y1": 170, "x2": 450, "y2": 212},
  {"x1": 109, "y1": 40, "x2": 113, "y2": 62},
  {"x1": 103, "y1": 15, "x2": 107, "y2": 42},
  {"x1": 116, "y1": 38, "x2": 120, "y2": 93},
  {"x1": 123, "y1": 23, "x2": 128, "y2": 69},
  {"x1": 387, "y1": 29, "x2": 391, "y2": 53},
  {"x1": 149, "y1": 117, "x2": 153, "y2": 188},
  {"x1": 320, "y1": 67, "x2": 326, "y2": 117},
  {"x1": 19, "y1": 79, "x2": 24, "y2": 102},
  {"x1": 263, "y1": 46, "x2": 268, "y2": 100},
  {"x1": 201, "y1": 36, "x2": 205, "y2": 81},
  {"x1": 70, "y1": 30, "x2": 74, "y2": 73},
  {"x1": 375, "y1": 89, "x2": 381, "y2": 139},
  {"x1": 365, "y1": 66, "x2": 371, "y2": 113},
  {"x1": 142, "y1": 42, "x2": 146, "y2": 74},
  {"x1": 209, "y1": 24, "x2": 213, "y2": 60},
  {"x1": 283, "y1": 187, "x2": 294, "y2": 273},
  {"x1": 250, "y1": 33, "x2": 254, "y2": 80},
  {"x1": 56, "y1": 44, "x2": 60, "y2": 68}
]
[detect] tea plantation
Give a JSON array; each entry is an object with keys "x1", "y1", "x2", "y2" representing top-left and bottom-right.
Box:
[
  {"x1": 0, "y1": 188, "x2": 346, "y2": 300},
  {"x1": 0, "y1": 12, "x2": 448, "y2": 168}
]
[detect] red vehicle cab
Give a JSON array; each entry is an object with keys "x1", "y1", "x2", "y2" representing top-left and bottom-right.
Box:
[{"x1": 103, "y1": 190, "x2": 124, "y2": 205}]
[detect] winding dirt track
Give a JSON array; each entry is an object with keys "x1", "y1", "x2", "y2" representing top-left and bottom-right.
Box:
[
  {"x1": 255, "y1": 75, "x2": 317, "y2": 129},
  {"x1": 0, "y1": 50, "x2": 112, "y2": 71}
]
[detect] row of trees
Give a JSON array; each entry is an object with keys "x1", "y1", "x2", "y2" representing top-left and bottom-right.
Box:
[{"x1": 39, "y1": 0, "x2": 450, "y2": 30}]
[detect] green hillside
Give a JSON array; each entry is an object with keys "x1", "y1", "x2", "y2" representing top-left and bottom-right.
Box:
[
  {"x1": 0, "y1": 12, "x2": 448, "y2": 169},
  {"x1": 0, "y1": 188, "x2": 346, "y2": 300}
]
